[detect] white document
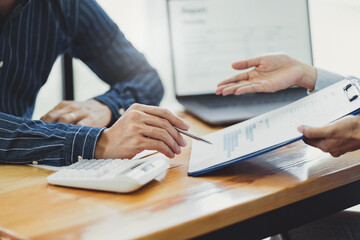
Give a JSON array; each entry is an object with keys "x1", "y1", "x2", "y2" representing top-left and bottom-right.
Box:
[{"x1": 189, "y1": 79, "x2": 360, "y2": 176}]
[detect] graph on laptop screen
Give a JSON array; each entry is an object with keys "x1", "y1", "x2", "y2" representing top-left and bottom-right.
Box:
[{"x1": 167, "y1": 0, "x2": 313, "y2": 96}]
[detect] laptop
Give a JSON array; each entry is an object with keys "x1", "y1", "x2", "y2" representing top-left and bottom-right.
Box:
[{"x1": 167, "y1": 0, "x2": 313, "y2": 125}]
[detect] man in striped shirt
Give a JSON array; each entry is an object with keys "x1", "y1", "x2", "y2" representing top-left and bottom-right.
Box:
[{"x1": 0, "y1": 0, "x2": 188, "y2": 166}]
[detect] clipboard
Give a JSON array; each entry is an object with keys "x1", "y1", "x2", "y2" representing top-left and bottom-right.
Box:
[{"x1": 188, "y1": 79, "x2": 360, "y2": 176}]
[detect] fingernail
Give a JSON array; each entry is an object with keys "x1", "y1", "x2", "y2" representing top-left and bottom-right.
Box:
[
  {"x1": 183, "y1": 120, "x2": 190, "y2": 129},
  {"x1": 297, "y1": 125, "x2": 304, "y2": 133},
  {"x1": 180, "y1": 138, "x2": 187, "y2": 147},
  {"x1": 176, "y1": 146, "x2": 181, "y2": 154}
]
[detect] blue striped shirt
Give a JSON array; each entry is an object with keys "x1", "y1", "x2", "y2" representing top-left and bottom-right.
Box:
[{"x1": 0, "y1": 0, "x2": 164, "y2": 166}]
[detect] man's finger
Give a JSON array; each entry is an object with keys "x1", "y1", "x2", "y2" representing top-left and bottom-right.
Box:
[
  {"x1": 299, "y1": 125, "x2": 333, "y2": 139},
  {"x1": 216, "y1": 83, "x2": 239, "y2": 95},
  {"x1": 73, "y1": 111, "x2": 95, "y2": 126},
  {"x1": 232, "y1": 57, "x2": 260, "y2": 70},
  {"x1": 142, "y1": 125, "x2": 181, "y2": 155},
  {"x1": 69, "y1": 110, "x2": 89, "y2": 123},
  {"x1": 220, "y1": 81, "x2": 256, "y2": 95},
  {"x1": 132, "y1": 104, "x2": 190, "y2": 130},
  {"x1": 141, "y1": 137, "x2": 176, "y2": 158},
  {"x1": 57, "y1": 112, "x2": 78, "y2": 124},
  {"x1": 221, "y1": 86, "x2": 236, "y2": 96},
  {"x1": 234, "y1": 83, "x2": 266, "y2": 95},
  {"x1": 303, "y1": 138, "x2": 322, "y2": 149},
  {"x1": 144, "y1": 116, "x2": 186, "y2": 147},
  {"x1": 41, "y1": 108, "x2": 70, "y2": 123},
  {"x1": 58, "y1": 109, "x2": 89, "y2": 124},
  {"x1": 76, "y1": 118, "x2": 91, "y2": 127},
  {"x1": 217, "y1": 72, "x2": 250, "y2": 87},
  {"x1": 221, "y1": 83, "x2": 264, "y2": 96}
]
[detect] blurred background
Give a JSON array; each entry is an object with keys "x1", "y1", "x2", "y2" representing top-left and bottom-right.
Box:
[{"x1": 32, "y1": 0, "x2": 360, "y2": 119}]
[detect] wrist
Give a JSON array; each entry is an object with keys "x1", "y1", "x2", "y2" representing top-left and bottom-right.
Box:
[
  {"x1": 92, "y1": 96, "x2": 121, "y2": 127},
  {"x1": 297, "y1": 61, "x2": 317, "y2": 91},
  {"x1": 94, "y1": 129, "x2": 110, "y2": 159},
  {"x1": 91, "y1": 99, "x2": 111, "y2": 112},
  {"x1": 89, "y1": 99, "x2": 112, "y2": 127}
]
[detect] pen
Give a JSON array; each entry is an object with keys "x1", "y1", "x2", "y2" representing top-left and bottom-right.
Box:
[{"x1": 174, "y1": 127, "x2": 213, "y2": 145}]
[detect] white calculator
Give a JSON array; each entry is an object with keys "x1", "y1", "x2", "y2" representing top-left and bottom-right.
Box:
[{"x1": 47, "y1": 158, "x2": 169, "y2": 193}]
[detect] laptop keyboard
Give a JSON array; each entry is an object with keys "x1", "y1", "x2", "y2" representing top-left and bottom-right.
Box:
[{"x1": 198, "y1": 90, "x2": 306, "y2": 109}]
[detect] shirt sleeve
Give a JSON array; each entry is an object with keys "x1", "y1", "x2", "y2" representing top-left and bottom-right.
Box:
[
  {"x1": 313, "y1": 68, "x2": 360, "y2": 91},
  {"x1": 313, "y1": 68, "x2": 346, "y2": 91},
  {"x1": 69, "y1": 0, "x2": 164, "y2": 126},
  {"x1": 0, "y1": 112, "x2": 104, "y2": 166}
]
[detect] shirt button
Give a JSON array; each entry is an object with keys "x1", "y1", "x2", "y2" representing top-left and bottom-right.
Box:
[
  {"x1": 32, "y1": 161, "x2": 38, "y2": 165},
  {"x1": 119, "y1": 108, "x2": 125, "y2": 115},
  {"x1": 0, "y1": 61, "x2": 4, "y2": 68}
]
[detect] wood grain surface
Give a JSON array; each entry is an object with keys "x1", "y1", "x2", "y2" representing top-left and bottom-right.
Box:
[{"x1": 1, "y1": 113, "x2": 360, "y2": 240}]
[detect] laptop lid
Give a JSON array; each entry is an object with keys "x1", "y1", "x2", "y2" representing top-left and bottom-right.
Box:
[{"x1": 167, "y1": 0, "x2": 313, "y2": 97}]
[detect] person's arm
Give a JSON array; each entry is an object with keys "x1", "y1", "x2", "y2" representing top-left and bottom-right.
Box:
[
  {"x1": 1, "y1": 103, "x2": 189, "y2": 165},
  {"x1": 0, "y1": 112, "x2": 104, "y2": 166},
  {"x1": 216, "y1": 53, "x2": 359, "y2": 95},
  {"x1": 41, "y1": 0, "x2": 163, "y2": 127}
]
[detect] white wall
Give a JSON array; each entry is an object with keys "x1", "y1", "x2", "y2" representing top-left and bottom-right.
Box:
[
  {"x1": 32, "y1": 58, "x2": 62, "y2": 120},
  {"x1": 309, "y1": 0, "x2": 360, "y2": 76},
  {"x1": 33, "y1": 0, "x2": 360, "y2": 119}
]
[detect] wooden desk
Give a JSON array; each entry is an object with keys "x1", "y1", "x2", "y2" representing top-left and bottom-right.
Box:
[{"x1": 1, "y1": 113, "x2": 360, "y2": 240}]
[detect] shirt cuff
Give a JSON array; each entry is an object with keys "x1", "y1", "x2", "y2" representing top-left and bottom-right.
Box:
[
  {"x1": 94, "y1": 95, "x2": 123, "y2": 126},
  {"x1": 64, "y1": 125, "x2": 105, "y2": 165},
  {"x1": 313, "y1": 68, "x2": 345, "y2": 92},
  {"x1": 94, "y1": 88, "x2": 136, "y2": 126}
]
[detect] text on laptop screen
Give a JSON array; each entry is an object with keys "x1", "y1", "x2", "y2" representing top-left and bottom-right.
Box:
[{"x1": 168, "y1": 0, "x2": 312, "y2": 96}]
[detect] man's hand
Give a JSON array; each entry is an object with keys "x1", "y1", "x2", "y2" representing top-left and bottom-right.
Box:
[
  {"x1": 298, "y1": 116, "x2": 360, "y2": 157},
  {"x1": 216, "y1": 53, "x2": 317, "y2": 96},
  {"x1": 41, "y1": 100, "x2": 112, "y2": 128},
  {"x1": 94, "y1": 104, "x2": 189, "y2": 159}
]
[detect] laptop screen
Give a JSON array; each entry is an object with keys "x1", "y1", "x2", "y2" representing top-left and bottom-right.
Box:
[{"x1": 167, "y1": 0, "x2": 313, "y2": 96}]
